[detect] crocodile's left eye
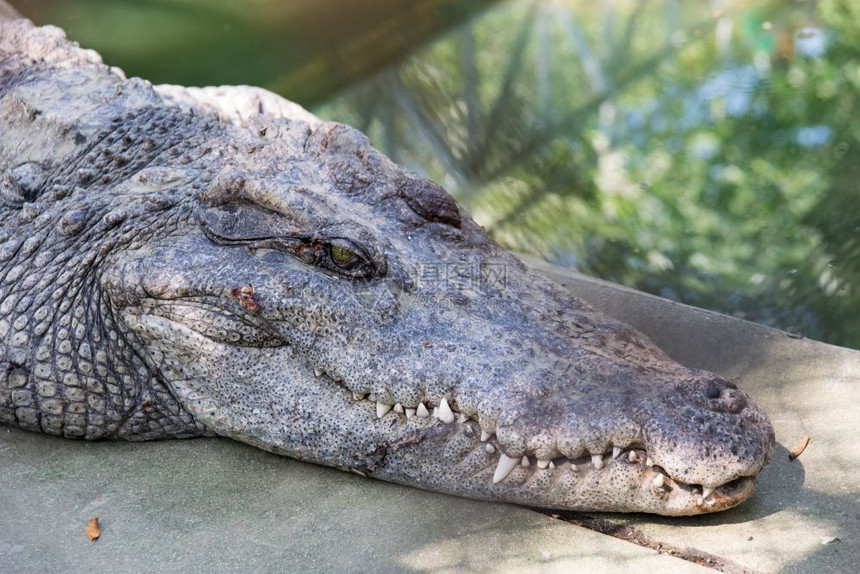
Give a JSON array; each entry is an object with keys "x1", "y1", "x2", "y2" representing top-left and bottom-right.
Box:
[
  {"x1": 330, "y1": 240, "x2": 359, "y2": 268},
  {"x1": 326, "y1": 238, "x2": 374, "y2": 278}
]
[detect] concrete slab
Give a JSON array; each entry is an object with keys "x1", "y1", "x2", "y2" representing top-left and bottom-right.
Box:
[
  {"x1": 2, "y1": 259, "x2": 856, "y2": 573},
  {"x1": 0, "y1": 425, "x2": 709, "y2": 573}
]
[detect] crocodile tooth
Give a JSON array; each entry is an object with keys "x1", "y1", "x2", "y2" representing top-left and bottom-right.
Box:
[
  {"x1": 628, "y1": 451, "x2": 639, "y2": 463},
  {"x1": 653, "y1": 473, "x2": 665, "y2": 488},
  {"x1": 492, "y1": 453, "x2": 519, "y2": 484},
  {"x1": 456, "y1": 413, "x2": 469, "y2": 423},
  {"x1": 314, "y1": 367, "x2": 325, "y2": 377},
  {"x1": 480, "y1": 430, "x2": 493, "y2": 442},
  {"x1": 436, "y1": 398, "x2": 455, "y2": 424},
  {"x1": 612, "y1": 447, "x2": 621, "y2": 459},
  {"x1": 646, "y1": 457, "x2": 654, "y2": 467},
  {"x1": 592, "y1": 454, "x2": 604, "y2": 469},
  {"x1": 521, "y1": 456, "x2": 530, "y2": 467},
  {"x1": 485, "y1": 443, "x2": 495, "y2": 454},
  {"x1": 416, "y1": 403, "x2": 430, "y2": 417},
  {"x1": 549, "y1": 461, "x2": 556, "y2": 470},
  {"x1": 393, "y1": 403, "x2": 404, "y2": 414},
  {"x1": 537, "y1": 459, "x2": 550, "y2": 469},
  {"x1": 702, "y1": 487, "x2": 714, "y2": 500},
  {"x1": 376, "y1": 402, "x2": 392, "y2": 418},
  {"x1": 353, "y1": 392, "x2": 367, "y2": 401},
  {"x1": 405, "y1": 408, "x2": 416, "y2": 419}
]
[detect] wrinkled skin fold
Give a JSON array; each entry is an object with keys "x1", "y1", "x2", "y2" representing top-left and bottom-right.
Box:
[{"x1": 0, "y1": 20, "x2": 775, "y2": 515}]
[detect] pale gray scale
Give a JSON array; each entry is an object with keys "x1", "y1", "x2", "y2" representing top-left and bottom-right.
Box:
[
  {"x1": 35, "y1": 381, "x2": 57, "y2": 398},
  {"x1": 63, "y1": 387, "x2": 85, "y2": 402},
  {"x1": 85, "y1": 379, "x2": 104, "y2": 394},
  {"x1": 62, "y1": 373, "x2": 80, "y2": 387},
  {"x1": 66, "y1": 402, "x2": 86, "y2": 414},
  {"x1": 71, "y1": 322, "x2": 86, "y2": 342},
  {"x1": 15, "y1": 408, "x2": 39, "y2": 426},
  {"x1": 11, "y1": 389, "x2": 33, "y2": 407},
  {"x1": 33, "y1": 363, "x2": 53, "y2": 379},
  {"x1": 78, "y1": 360, "x2": 93, "y2": 375}
]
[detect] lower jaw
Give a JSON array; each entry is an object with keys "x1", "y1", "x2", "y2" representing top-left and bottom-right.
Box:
[
  {"x1": 353, "y1": 422, "x2": 759, "y2": 516},
  {"x1": 372, "y1": 453, "x2": 758, "y2": 516}
]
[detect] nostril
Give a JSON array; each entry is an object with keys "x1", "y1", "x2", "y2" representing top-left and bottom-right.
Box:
[{"x1": 704, "y1": 382, "x2": 721, "y2": 400}]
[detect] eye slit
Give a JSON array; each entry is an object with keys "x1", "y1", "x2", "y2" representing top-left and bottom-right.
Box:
[{"x1": 329, "y1": 239, "x2": 361, "y2": 269}]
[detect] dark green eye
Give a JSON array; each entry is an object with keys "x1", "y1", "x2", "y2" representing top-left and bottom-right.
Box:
[{"x1": 329, "y1": 239, "x2": 360, "y2": 269}]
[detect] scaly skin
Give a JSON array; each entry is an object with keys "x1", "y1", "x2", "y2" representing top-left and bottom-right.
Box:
[{"x1": 0, "y1": 20, "x2": 774, "y2": 515}]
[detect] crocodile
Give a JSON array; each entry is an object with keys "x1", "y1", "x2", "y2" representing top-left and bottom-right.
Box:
[{"x1": 0, "y1": 19, "x2": 774, "y2": 516}]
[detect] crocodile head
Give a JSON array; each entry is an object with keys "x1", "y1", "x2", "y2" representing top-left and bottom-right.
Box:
[
  {"x1": 98, "y1": 94, "x2": 774, "y2": 515},
  {"x1": 0, "y1": 20, "x2": 774, "y2": 517}
]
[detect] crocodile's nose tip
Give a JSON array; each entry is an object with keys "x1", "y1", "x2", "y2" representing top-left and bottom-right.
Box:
[
  {"x1": 705, "y1": 378, "x2": 747, "y2": 413},
  {"x1": 704, "y1": 382, "x2": 722, "y2": 399}
]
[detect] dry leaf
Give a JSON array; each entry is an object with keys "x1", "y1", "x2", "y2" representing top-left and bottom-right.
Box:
[
  {"x1": 789, "y1": 435, "x2": 810, "y2": 460},
  {"x1": 86, "y1": 517, "x2": 100, "y2": 542}
]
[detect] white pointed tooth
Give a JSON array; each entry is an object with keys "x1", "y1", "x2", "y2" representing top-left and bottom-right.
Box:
[
  {"x1": 353, "y1": 392, "x2": 367, "y2": 401},
  {"x1": 702, "y1": 487, "x2": 714, "y2": 500},
  {"x1": 376, "y1": 402, "x2": 392, "y2": 418},
  {"x1": 628, "y1": 451, "x2": 639, "y2": 463},
  {"x1": 537, "y1": 459, "x2": 550, "y2": 469},
  {"x1": 405, "y1": 408, "x2": 416, "y2": 419},
  {"x1": 653, "y1": 473, "x2": 665, "y2": 488},
  {"x1": 612, "y1": 447, "x2": 621, "y2": 459},
  {"x1": 436, "y1": 398, "x2": 455, "y2": 424},
  {"x1": 393, "y1": 403, "x2": 404, "y2": 414},
  {"x1": 480, "y1": 430, "x2": 493, "y2": 442},
  {"x1": 485, "y1": 443, "x2": 495, "y2": 454},
  {"x1": 314, "y1": 367, "x2": 325, "y2": 377},
  {"x1": 646, "y1": 457, "x2": 654, "y2": 467},
  {"x1": 549, "y1": 461, "x2": 556, "y2": 470},
  {"x1": 457, "y1": 413, "x2": 469, "y2": 424},
  {"x1": 521, "y1": 456, "x2": 530, "y2": 467},
  {"x1": 416, "y1": 403, "x2": 430, "y2": 417},
  {"x1": 492, "y1": 453, "x2": 519, "y2": 484},
  {"x1": 592, "y1": 454, "x2": 605, "y2": 469}
]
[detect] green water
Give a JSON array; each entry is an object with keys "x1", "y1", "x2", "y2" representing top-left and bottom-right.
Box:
[{"x1": 14, "y1": 0, "x2": 860, "y2": 349}]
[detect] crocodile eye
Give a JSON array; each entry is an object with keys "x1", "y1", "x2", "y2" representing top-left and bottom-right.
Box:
[
  {"x1": 330, "y1": 241, "x2": 357, "y2": 267},
  {"x1": 325, "y1": 238, "x2": 375, "y2": 279},
  {"x1": 329, "y1": 238, "x2": 368, "y2": 271}
]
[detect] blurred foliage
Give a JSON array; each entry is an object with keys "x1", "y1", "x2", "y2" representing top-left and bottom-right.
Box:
[
  {"x1": 319, "y1": 0, "x2": 860, "y2": 349},
  {"x1": 14, "y1": 0, "x2": 501, "y2": 106},
  {"x1": 12, "y1": 0, "x2": 860, "y2": 348}
]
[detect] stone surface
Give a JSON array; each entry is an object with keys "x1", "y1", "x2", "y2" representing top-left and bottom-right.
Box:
[{"x1": 0, "y1": 425, "x2": 708, "y2": 573}]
